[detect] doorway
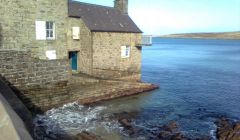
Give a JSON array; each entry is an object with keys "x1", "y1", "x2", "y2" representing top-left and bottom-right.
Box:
[{"x1": 69, "y1": 51, "x2": 78, "y2": 71}]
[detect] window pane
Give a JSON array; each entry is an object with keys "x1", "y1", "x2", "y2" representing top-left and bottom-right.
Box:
[
  {"x1": 126, "y1": 46, "x2": 130, "y2": 57},
  {"x1": 46, "y1": 30, "x2": 50, "y2": 37},
  {"x1": 46, "y1": 21, "x2": 55, "y2": 39},
  {"x1": 49, "y1": 22, "x2": 53, "y2": 29},
  {"x1": 50, "y1": 30, "x2": 53, "y2": 37},
  {"x1": 46, "y1": 22, "x2": 49, "y2": 29},
  {"x1": 46, "y1": 21, "x2": 54, "y2": 30}
]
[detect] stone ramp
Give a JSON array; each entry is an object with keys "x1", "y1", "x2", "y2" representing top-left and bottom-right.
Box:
[
  {"x1": 69, "y1": 73, "x2": 100, "y2": 86},
  {"x1": 69, "y1": 74, "x2": 159, "y2": 104},
  {"x1": 69, "y1": 80, "x2": 159, "y2": 104}
]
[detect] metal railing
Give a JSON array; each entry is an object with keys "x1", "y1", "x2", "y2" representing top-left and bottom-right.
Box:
[{"x1": 141, "y1": 35, "x2": 152, "y2": 46}]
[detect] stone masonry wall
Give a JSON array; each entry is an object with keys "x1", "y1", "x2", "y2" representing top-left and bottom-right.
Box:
[
  {"x1": 33, "y1": 0, "x2": 68, "y2": 59},
  {"x1": 67, "y1": 18, "x2": 93, "y2": 75},
  {"x1": 0, "y1": 50, "x2": 70, "y2": 111},
  {"x1": 0, "y1": 0, "x2": 68, "y2": 60},
  {"x1": 0, "y1": 0, "x2": 36, "y2": 50},
  {"x1": 92, "y1": 32, "x2": 142, "y2": 81}
]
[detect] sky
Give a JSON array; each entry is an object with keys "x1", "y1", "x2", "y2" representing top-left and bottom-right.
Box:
[{"x1": 74, "y1": 0, "x2": 240, "y2": 35}]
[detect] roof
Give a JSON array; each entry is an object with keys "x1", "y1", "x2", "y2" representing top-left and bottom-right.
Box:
[{"x1": 68, "y1": 1, "x2": 142, "y2": 33}]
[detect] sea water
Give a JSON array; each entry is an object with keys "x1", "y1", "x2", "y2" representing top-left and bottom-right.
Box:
[{"x1": 34, "y1": 38, "x2": 240, "y2": 139}]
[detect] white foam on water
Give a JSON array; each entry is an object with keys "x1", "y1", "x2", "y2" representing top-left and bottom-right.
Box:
[
  {"x1": 210, "y1": 124, "x2": 217, "y2": 140},
  {"x1": 34, "y1": 102, "x2": 122, "y2": 138}
]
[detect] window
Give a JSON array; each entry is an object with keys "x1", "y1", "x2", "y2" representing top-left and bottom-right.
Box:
[
  {"x1": 121, "y1": 46, "x2": 131, "y2": 58},
  {"x1": 36, "y1": 21, "x2": 55, "y2": 40},
  {"x1": 46, "y1": 21, "x2": 55, "y2": 39}
]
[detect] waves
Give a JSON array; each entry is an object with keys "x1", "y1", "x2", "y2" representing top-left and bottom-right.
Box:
[{"x1": 33, "y1": 102, "x2": 122, "y2": 139}]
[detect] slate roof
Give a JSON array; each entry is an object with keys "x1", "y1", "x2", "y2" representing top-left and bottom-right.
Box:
[{"x1": 68, "y1": 1, "x2": 142, "y2": 33}]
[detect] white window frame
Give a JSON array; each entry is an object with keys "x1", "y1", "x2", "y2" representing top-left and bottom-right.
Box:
[
  {"x1": 121, "y1": 46, "x2": 131, "y2": 58},
  {"x1": 46, "y1": 21, "x2": 55, "y2": 40},
  {"x1": 36, "y1": 21, "x2": 55, "y2": 40}
]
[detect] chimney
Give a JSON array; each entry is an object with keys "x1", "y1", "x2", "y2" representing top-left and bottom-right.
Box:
[{"x1": 114, "y1": 0, "x2": 128, "y2": 15}]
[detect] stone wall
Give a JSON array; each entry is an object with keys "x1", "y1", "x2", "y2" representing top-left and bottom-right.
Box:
[
  {"x1": 33, "y1": 0, "x2": 68, "y2": 59},
  {"x1": 92, "y1": 32, "x2": 142, "y2": 81},
  {"x1": 0, "y1": 0, "x2": 68, "y2": 59},
  {"x1": 67, "y1": 18, "x2": 93, "y2": 75},
  {"x1": 0, "y1": 0, "x2": 36, "y2": 50},
  {"x1": 0, "y1": 50, "x2": 70, "y2": 111}
]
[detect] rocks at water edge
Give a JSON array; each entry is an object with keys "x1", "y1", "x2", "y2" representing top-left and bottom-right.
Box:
[
  {"x1": 118, "y1": 118, "x2": 136, "y2": 135},
  {"x1": 112, "y1": 111, "x2": 139, "y2": 136},
  {"x1": 215, "y1": 118, "x2": 240, "y2": 140},
  {"x1": 157, "y1": 121, "x2": 187, "y2": 140},
  {"x1": 76, "y1": 131, "x2": 103, "y2": 140}
]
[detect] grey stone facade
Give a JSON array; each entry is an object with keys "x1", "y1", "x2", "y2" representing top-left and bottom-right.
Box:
[
  {"x1": 91, "y1": 32, "x2": 142, "y2": 80},
  {"x1": 66, "y1": 18, "x2": 142, "y2": 81},
  {"x1": 67, "y1": 18, "x2": 93, "y2": 75},
  {"x1": 0, "y1": 0, "x2": 68, "y2": 59}
]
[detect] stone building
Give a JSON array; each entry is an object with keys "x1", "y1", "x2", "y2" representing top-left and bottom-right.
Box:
[
  {"x1": 68, "y1": 0, "x2": 143, "y2": 80},
  {"x1": 0, "y1": 0, "x2": 146, "y2": 110}
]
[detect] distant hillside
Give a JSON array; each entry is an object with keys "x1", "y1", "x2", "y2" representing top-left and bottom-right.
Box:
[{"x1": 160, "y1": 32, "x2": 240, "y2": 40}]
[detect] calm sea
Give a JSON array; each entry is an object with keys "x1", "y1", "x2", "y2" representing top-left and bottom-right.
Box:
[{"x1": 34, "y1": 38, "x2": 240, "y2": 139}]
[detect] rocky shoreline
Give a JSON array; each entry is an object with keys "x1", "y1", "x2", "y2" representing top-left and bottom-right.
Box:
[
  {"x1": 34, "y1": 109, "x2": 240, "y2": 140},
  {"x1": 215, "y1": 118, "x2": 240, "y2": 140},
  {"x1": 76, "y1": 115, "x2": 240, "y2": 140}
]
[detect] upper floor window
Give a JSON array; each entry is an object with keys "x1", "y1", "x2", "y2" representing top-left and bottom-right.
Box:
[
  {"x1": 46, "y1": 21, "x2": 55, "y2": 40},
  {"x1": 36, "y1": 21, "x2": 55, "y2": 40},
  {"x1": 121, "y1": 46, "x2": 131, "y2": 58}
]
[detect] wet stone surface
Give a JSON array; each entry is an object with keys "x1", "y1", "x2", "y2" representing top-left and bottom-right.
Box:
[{"x1": 215, "y1": 118, "x2": 240, "y2": 140}]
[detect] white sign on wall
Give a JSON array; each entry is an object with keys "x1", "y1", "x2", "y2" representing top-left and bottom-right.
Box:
[{"x1": 46, "y1": 50, "x2": 57, "y2": 60}]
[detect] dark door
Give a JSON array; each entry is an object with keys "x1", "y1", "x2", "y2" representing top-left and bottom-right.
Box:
[{"x1": 69, "y1": 52, "x2": 78, "y2": 71}]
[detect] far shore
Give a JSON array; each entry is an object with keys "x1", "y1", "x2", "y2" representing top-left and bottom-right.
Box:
[{"x1": 157, "y1": 31, "x2": 240, "y2": 40}]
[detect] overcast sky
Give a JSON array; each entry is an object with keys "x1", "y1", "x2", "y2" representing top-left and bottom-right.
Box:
[{"x1": 74, "y1": 0, "x2": 240, "y2": 35}]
